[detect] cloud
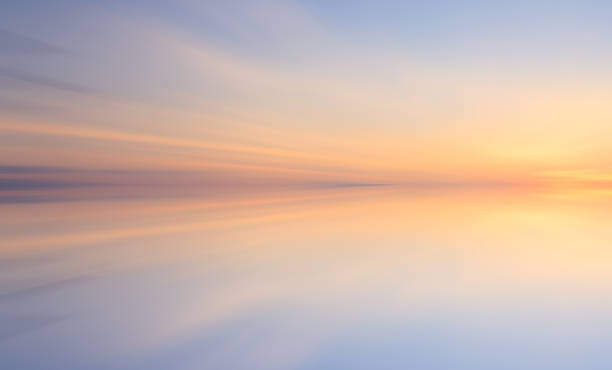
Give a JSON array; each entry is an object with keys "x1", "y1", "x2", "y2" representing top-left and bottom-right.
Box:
[
  {"x1": 0, "y1": 67, "x2": 98, "y2": 95},
  {"x1": 0, "y1": 314, "x2": 70, "y2": 342},
  {"x1": 0, "y1": 28, "x2": 66, "y2": 56},
  {"x1": 0, "y1": 275, "x2": 94, "y2": 304}
]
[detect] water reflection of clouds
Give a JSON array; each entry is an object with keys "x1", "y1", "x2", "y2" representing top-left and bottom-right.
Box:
[{"x1": 1, "y1": 188, "x2": 612, "y2": 368}]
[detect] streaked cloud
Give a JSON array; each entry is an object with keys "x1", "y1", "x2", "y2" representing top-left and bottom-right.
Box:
[
  {"x1": 0, "y1": 28, "x2": 66, "y2": 55},
  {"x1": 1, "y1": 0, "x2": 611, "y2": 191}
]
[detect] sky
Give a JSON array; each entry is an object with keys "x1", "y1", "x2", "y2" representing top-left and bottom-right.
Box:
[
  {"x1": 2, "y1": 0, "x2": 612, "y2": 189},
  {"x1": 4, "y1": 3, "x2": 612, "y2": 369}
]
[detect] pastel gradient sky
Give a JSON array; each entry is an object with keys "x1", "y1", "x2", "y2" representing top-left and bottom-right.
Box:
[
  {"x1": 4, "y1": 3, "x2": 612, "y2": 370},
  {"x1": 2, "y1": 0, "x2": 612, "y2": 188}
]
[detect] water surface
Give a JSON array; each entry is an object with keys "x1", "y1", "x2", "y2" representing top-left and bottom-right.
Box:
[{"x1": 1, "y1": 186, "x2": 612, "y2": 370}]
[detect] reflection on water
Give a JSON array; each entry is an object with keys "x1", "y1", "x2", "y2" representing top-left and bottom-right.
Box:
[{"x1": 1, "y1": 186, "x2": 612, "y2": 370}]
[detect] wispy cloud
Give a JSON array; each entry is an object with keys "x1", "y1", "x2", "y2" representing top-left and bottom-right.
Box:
[
  {"x1": 1, "y1": 0, "x2": 611, "y2": 189},
  {"x1": 0, "y1": 67, "x2": 98, "y2": 95},
  {"x1": 0, "y1": 28, "x2": 66, "y2": 56}
]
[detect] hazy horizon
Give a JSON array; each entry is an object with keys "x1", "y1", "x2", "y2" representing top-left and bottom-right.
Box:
[{"x1": 2, "y1": 1, "x2": 612, "y2": 369}]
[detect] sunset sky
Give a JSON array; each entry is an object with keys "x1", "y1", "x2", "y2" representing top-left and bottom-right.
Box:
[
  {"x1": 4, "y1": 3, "x2": 612, "y2": 370},
  {"x1": 2, "y1": 0, "x2": 612, "y2": 188}
]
